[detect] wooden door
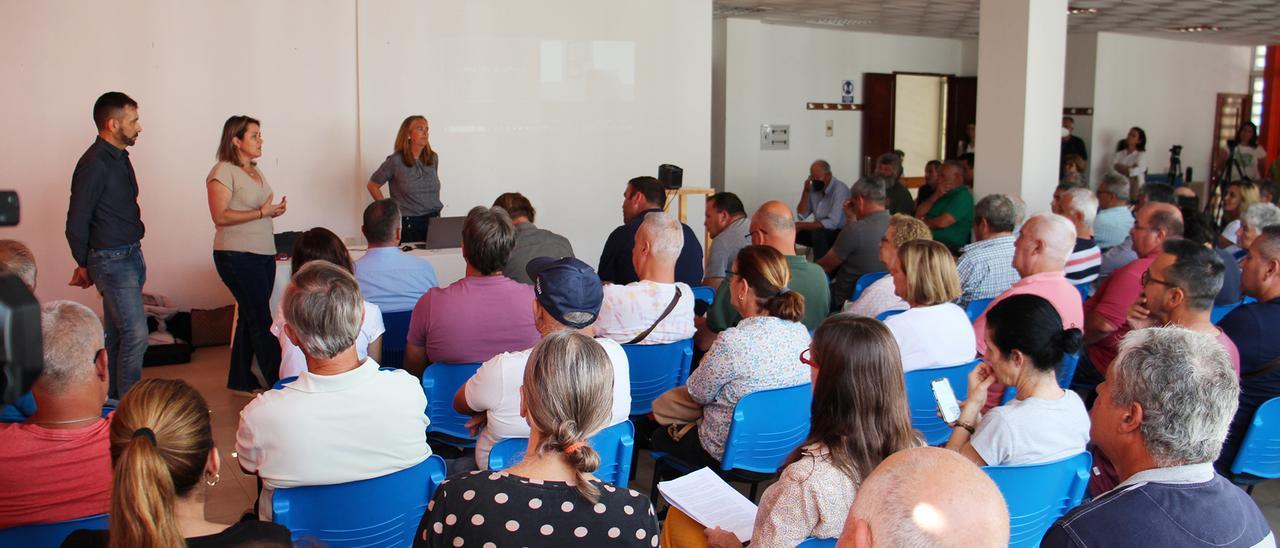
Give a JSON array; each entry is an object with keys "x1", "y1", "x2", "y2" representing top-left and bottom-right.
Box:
[
  {"x1": 945, "y1": 76, "x2": 978, "y2": 160},
  {"x1": 862, "y1": 73, "x2": 896, "y2": 176}
]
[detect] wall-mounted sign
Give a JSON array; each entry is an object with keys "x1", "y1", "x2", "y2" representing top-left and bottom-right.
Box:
[{"x1": 841, "y1": 80, "x2": 855, "y2": 104}]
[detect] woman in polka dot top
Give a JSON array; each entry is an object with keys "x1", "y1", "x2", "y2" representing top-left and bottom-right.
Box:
[{"x1": 415, "y1": 331, "x2": 660, "y2": 547}]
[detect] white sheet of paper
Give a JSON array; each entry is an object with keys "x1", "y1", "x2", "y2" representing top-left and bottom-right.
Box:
[{"x1": 658, "y1": 467, "x2": 759, "y2": 543}]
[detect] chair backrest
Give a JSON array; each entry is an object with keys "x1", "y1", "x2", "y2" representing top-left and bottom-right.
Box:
[
  {"x1": 0, "y1": 513, "x2": 108, "y2": 547},
  {"x1": 1232, "y1": 396, "x2": 1280, "y2": 479},
  {"x1": 965, "y1": 298, "x2": 993, "y2": 323},
  {"x1": 1212, "y1": 301, "x2": 1243, "y2": 324},
  {"x1": 272, "y1": 454, "x2": 446, "y2": 547},
  {"x1": 797, "y1": 538, "x2": 837, "y2": 548},
  {"x1": 852, "y1": 271, "x2": 889, "y2": 302},
  {"x1": 380, "y1": 310, "x2": 414, "y2": 368},
  {"x1": 1056, "y1": 352, "x2": 1080, "y2": 389},
  {"x1": 487, "y1": 421, "x2": 636, "y2": 486},
  {"x1": 623, "y1": 339, "x2": 694, "y2": 416},
  {"x1": 1074, "y1": 283, "x2": 1092, "y2": 303},
  {"x1": 876, "y1": 309, "x2": 905, "y2": 321},
  {"x1": 421, "y1": 363, "x2": 483, "y2": 442},
  {"x1": 904, "y1": 360, "x2": 982, "y2": 446},
  {"x1": 982, "y1": 452, "x2": 1092, "y2": 548},
  {"x1": 720, "y1": 383, "x2": 813, "y2": 474},
  {"x1": 691, "y1": 285, "x2": 716, "y2": 307}
]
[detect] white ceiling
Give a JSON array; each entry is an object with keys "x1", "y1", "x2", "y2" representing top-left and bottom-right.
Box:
[{"x1": 713, "y1": 0, "x2": 1280, "y2": 46}]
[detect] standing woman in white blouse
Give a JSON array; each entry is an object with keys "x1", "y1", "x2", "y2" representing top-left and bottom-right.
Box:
[
  {"x1": 206, "y1": 116, "x2": 287, "y2": 392},
  {"x1": 1218, "y1": 121, "x2": 1268, "y2": 181},
  {"x1": 1111, "y1": 126, "x2": 1147, "y2": 199}
]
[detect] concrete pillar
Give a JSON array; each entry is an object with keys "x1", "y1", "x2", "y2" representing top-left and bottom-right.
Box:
[{"x1": 973, "y1": 0, "x2": 1068, "y2": 215}]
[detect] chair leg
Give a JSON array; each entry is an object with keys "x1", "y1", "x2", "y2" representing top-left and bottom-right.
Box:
[
  {"x1": 748, "y1": 481, "x2": 759, "y2": 502},
  {"x1": 1247, "y1": 484, "x2": 1255, "y2": 495}
]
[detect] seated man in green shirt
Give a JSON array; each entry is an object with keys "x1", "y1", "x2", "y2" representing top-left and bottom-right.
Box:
[
  {"x1": 915, "y1": 159, "x2": 974, "y2": 253},
  {"x1": 694, "y1": 201, "x2": 830, "y2": 350}
]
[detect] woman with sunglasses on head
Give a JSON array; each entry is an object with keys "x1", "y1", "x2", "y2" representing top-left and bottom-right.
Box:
[
  {"x1": 650, "y1": 245, "x2": 810, "y2": 469},
  {"x1": 366, "y1": 115, "x2": 443, "y2": 243},
  {"x1": 945, "y1": 294, "x2": 1089, "y2": 466},
  {"x1": 665, "y1": 314, "x2": 920, "y2": 548},
  {"x1": 64, "y1": 378, "x2": 290, "y2": 547}
]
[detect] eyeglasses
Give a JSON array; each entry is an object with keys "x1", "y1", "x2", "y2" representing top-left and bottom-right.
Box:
[
  {"x1": 800, "y1": 348, "x2": 819, "y2": 369},
  {"x1": 1140, "y1": 270, "x2": 1176, "y2": 289},
  {"x1": 725, "y1": 269, "x2": 739, "y2": 279}
]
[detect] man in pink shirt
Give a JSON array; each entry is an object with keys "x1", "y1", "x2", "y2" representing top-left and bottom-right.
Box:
[
  {"x1": 0, "y1": 301, "x2": 112, "y2": 528},
  {"x1": 974, "y1": 212, "x2": 1084, "y2": 353},
  {"x1": 1125, "y1": 239, "x2": 1240, "y2": 373},
  {"x1": 1080, "y1": 203, "x2": 1183, "y2": 384},
  {"x1": 405, "y1": 206, "x2": 540, "y2": 374}
]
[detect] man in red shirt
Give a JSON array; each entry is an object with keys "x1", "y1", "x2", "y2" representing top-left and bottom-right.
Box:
[
  {"x1": 0, "y1": 300, "x2": 112, "y2": 528},
  {"x1": 1080, "y1": 203, "x2": 1183, "y2": 384}
]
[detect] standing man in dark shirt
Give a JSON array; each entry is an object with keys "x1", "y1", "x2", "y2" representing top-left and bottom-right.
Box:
[
  {"x1": 597, "y1": 176, "x2": 703, "y2": 285},
  {"x1": 874, "y1": 152, "x2": 915, "y2": 215},
  {"x1": 65, "y1": 92, "x2": 148, "y2": 398},
  {"x1": 1060, "y1": 116, "x2": 1089, "y2": 178}
]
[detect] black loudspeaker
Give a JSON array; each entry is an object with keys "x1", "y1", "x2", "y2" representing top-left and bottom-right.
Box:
[{"x1": 658, "y1": 164, "x2": 683, "y2": 189}]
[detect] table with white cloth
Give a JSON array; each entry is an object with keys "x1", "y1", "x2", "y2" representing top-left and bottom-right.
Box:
[{"x1": 269, "y1": 245, "x2": 466, "y2": 313}]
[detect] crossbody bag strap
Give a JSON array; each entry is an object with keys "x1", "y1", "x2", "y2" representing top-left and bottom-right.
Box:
[{"x1": 627, "y1": 287, "x2": 683, "y2": 345}]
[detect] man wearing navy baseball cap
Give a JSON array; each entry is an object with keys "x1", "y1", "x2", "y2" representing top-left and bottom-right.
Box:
[{"x1": 453, "y1": 257, "x2": 633, "y2": 469}]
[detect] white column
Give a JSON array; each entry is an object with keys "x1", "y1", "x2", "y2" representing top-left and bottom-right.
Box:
[{"x1": 973, "y1": 0, "x2": 1068, "y2": 215}]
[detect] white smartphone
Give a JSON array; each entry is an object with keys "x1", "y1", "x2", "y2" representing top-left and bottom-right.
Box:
[{"x1": 932, "y1": 377, "x2": 962, "y2": 424}]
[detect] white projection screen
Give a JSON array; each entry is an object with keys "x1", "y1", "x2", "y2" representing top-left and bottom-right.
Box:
[{"x1": 357, "y1": 0, "x2": 711, "y2": 268}]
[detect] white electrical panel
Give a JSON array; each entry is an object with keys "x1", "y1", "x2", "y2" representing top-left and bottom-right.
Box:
[{"x1": 761, "y1": 124, "x2": 789, "y2": 150}]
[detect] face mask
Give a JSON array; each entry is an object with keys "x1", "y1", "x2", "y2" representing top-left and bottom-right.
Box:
[
  {"x1": 812, "y1": 179, "x2": 826, "y2": 193},
  {"x1": 1061, "y1": 127, "x2": 1071, "y2": 138}
]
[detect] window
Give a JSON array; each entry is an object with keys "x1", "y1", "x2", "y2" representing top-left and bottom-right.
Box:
[{"x1": 1251, "y1": 45, "x2": 1266, "y2": 128}]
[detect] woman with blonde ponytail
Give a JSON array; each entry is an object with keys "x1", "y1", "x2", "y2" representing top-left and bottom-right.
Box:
[
  {"x1": 63, "y1": 379, "x2": 290, "y2": 548},
  {"x1": 651, "y1": 245, "x2": 811, "y2": 468},
  {"x1": 416, "y1": 331, "x2": 658, "y2": 547}
]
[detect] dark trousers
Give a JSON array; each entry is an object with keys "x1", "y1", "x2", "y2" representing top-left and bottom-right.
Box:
[
  {"x1": 213, "y1": 251, "x2": 280, "y2": 390},
  {"x1": 797, "y1": 228, "x2": 840, "y2": 260},
  {"x1": 400, "y1": 213, "x2": 439, "y2": 244},
  {"x1": 650, "y1": 424, "x2": 721, "y2": 471}
]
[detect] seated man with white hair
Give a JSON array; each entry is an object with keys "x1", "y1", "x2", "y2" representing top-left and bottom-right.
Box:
[
  {"x1": 455, "y1": 257, "x2": 631, "y2": 469},
  {"x1": 236, "y1": 261, "x2": 431, "y2": 517},
  {"x1": 595, "y1": 212, "x2": 696, "y2": 345},
  {"x1": 1058, "y1": 187, "x2": 1103, "y2": 286},
  {"x1": 1043, "y1": 327, "x2": 1273, "y2": 547},
  {"x1": 0, "y1": 239, "x2": 37, "y2": 291},
  {"x1": 837, "y1": 446, "x2": 1010, "y2": 547},
  {"x1": 956, "y1": 193, "x2": 1019, "y2": 309},
  {"x1": 0, "y1": 301, "x2": 112, "y2": 528}
]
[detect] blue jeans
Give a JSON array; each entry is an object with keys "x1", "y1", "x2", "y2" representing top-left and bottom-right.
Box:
[
  {"x1": 87, "y1": 243, "x2": 148, "y2": 398},
  {"x1": 213, "y1": 251, "x2": 280, "y2": 390}
]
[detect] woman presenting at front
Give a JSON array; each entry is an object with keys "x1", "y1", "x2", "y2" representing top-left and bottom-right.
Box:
[
  {"x1": 366, "y1": 115, "x2": 443, "y2": 243},
  {"x1": 206, "y1": 115, "x2": 287, "y2": 392}
]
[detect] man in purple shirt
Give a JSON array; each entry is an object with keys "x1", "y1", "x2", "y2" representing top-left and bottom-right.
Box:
[{"x1": 404, "y1": 206, "x2": 539, "y2": 374}]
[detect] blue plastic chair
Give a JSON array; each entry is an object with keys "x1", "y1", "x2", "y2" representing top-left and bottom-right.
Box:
[
  {"x1": 623, "y1": 339, "x2": 694, "y2": 416},
  {"x1": 691, "y1": 285, "x2": 716, "y2": 307},
  {"x1": 982, "y1": 452, "x2": 1092, "y2": 548},
  {"x1": 904, "y1": 360, "x2": 982, "y2": 446},
  {"x1": 272, "y1": 454, "x2": 446, "y2": 547},
  {"x1": 851, "y1": 271, "x2": 889, "y2": 302},
  {"x1": 1056, "y1": 352, "x2": 1080, "y2": 390},
  {"x1": 0, "y1": 392, "x2": 37, "y2": 423},
  {"x1": 0, "y1": 513, "x2": 109, "y2": 547},
  {"x1": 1212, "y1": 301, "x2": 1243, "y2": 324},
  {"x1": 876, "y1": 309, "x2": 905, "y2": 321},
  {"x1": 421, "y1": 362, "x2": 483, "y2": 447},
  {"x1": 488, "y1": 421, "x2": 636, "y2": 486},
  {"x1": 653, "y1": 383, "x2": 812, "y2": 501},
  {"x1": 380, "y1": 310, "x2": 413, "y2": 369},
  {"x1": 1075, "y1": 283, "x2": 1093, "y2": 302},
  {"x1": 1230, "y1": 396, "x2": 1280, "y2": 493},
  {"x1": 965, "y1": 298, "x2": 993, "y2": 323},
  {"x1": 797, "y1": 538, "x2": 836, "y2": 548}
]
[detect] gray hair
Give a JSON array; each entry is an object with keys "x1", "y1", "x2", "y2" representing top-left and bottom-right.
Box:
[
  {"x1": 1242, "y1": 202, "x2": 1280, "y2": 233},
  {"x1": 1063, "y1": 187, "x2": 1100, "y2": 227},
  {"x1": 850, "y1": 176, "x2": 888, "y2": 205},
  {"x1": 1160, "y1": 239, "x2": 1225, "y2": 311},
  {"x1": 811, "y1": 159, "x2": 832, "y2": 175},
  {"x1": 1108, "y1": 327, "x2": 1238, "y2": 467},
  {"x1": 637, "y1": 212, "x2": 683, "y2": 262},
  {"x1": 1100, "y1": 172, "x2": 1131, "y2": 200},
  {"x1": 1010, "y1": 196, "x2": 1027, "y2": 226},
  {"x1": 0, "y1": 240, "x2": 36, "y2": 291},
  {"x1": 282, "y1": 261, "x2": 363, "y2": 360},
  {"x1": 1027, "y1": 212, "x2": 1078, "y2": 263},
  {"x1": 463, "y1": 206, "x2": 517, "y2": 275},
  {"x1": 39, "y1": 301, "x2": 104, "y2": 394},
  {"x1": 878, "y1": 152, "x2": 904, "y2": 179},
  {"x1": 974, "y1": 194, "x2": 1016, "y2": 233}
]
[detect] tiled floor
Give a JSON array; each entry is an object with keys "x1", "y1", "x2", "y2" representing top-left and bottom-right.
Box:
[{"x1": 148, "y1": 345, "x2": 1280, "y2": 530}]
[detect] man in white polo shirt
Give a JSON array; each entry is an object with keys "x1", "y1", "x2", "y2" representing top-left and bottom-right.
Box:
[
  {"x1": 236, "y1": 260, "x2": 430, "y2": 517},
  {"x1": 454, "y1": 256, "x2": 632, "y2": 469}
]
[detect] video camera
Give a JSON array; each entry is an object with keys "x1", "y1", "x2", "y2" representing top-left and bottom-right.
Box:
[{"x1": 0, "y1": 191, "x2": 43, "y2": 407}]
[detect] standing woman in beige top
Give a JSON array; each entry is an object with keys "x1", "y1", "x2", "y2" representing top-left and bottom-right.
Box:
[{"x1": 206, "y1": 115, "x2": 287, "y2": 392}]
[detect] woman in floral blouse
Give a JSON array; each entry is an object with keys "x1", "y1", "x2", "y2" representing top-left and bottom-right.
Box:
[{"x1": 650, "y1": 245, "x2": 810, "y2": 467}]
